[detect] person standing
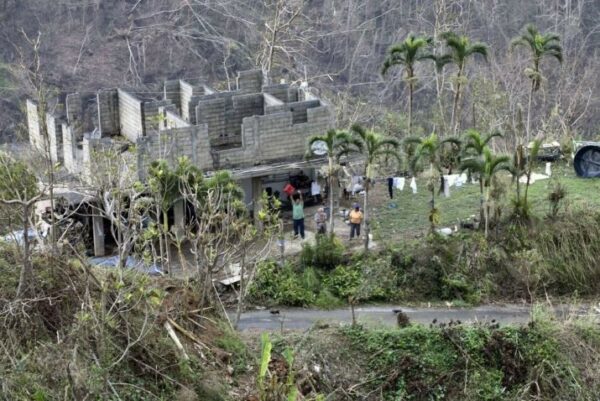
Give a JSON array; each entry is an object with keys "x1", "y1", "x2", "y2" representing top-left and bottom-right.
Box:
[
  {"x1": 349, "y1": 203, "x2": 363, "y2": 240},
  {"x1": 314, "y1": 207, "x2": 327, "y2": 235},
  {"x1": 292, "y1": 190, "x2": 305, "y2": 239}
]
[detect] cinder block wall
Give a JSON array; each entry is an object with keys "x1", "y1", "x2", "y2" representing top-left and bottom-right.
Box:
[
  {"x1": 236, "y1": 70, "x2": 263, "y2": 93},
  {"x1": 215, "y1": 102, "x2": 334, "y2": 168},
  {"x1": 143, "y1": 100, "x2": 172, "y2": 134},
  {"x1": 46, "y1": 114, "x2": 63, "y2": 163},
  {"x1": 66, "y1": 93, "x2": 82, "y2": 127},
  {"x1": 117, "y1": 90, "x2": 144, "y2": 142},
  {"x1": 180, "y1": 80, "x2": 202, "y2": 122},
  {"x1": 265, "y1": 99, "x2": 321, "y2": 124},
  {"x1": 26, "y1": 99, "x2": 43, "y2": 152},
  {"x1": 62, "y1": 123, "x2": 79, "y2": 173},
  {"x1": 97, "y1": 89, "x2": 120, "y2": 136},
  {"x1": 195, "y1": 92, "x2": 264, "y2": 148},
  {"x1": 164, "y1": 80, "x2": 181, "y2": 113},
  {"x1": 162, "y1": 107, "x2": 190, "y2": 129},
  {"x1": 136, "y1": 125, "x2": 212, "y2": 180},
  {"x1": 262, "y1": 84, "x2": 299, "y2": 103}
]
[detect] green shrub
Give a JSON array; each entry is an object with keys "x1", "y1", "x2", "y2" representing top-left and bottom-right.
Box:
[
  {"x1": 326, "y1": 264, "x2": 362, "y2": 299},
  {"x1": 343, "y1": 315, "x2": 596, "y2": 401},
  {"x1": 300, "y1": 234, "x2": 345, "y2": 270},
  {"x1": 314, "y1": 288, "x2": 343, "y2": 309},
  {"x1": 249, "y1": 261, "x2": 316, "y2": 306},
  {"x1": 441, "y1": 273, "x2": 481, "y2": 304}
]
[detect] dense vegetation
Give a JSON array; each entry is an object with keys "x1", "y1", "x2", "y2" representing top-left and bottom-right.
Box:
[
  {"x1": 342, "y1": 311, "x2": 600, "y2": 400},
  {"x1": 250, "y1": 205, "x2": 600, "y2": 308},
  {"x1": 2, "y1": 0, "x2": 600, "y2": 144}
]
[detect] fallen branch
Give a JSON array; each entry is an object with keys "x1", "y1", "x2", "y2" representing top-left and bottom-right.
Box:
[
  {"x1": 167, "y1": 317, "x2": 210, "y2": 351},
  {"x1": 164, "y1": 321, "x2": 189, "y2": 360}
]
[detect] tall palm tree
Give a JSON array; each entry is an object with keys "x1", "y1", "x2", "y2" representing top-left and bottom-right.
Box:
[
  {"x1": 439, "y1": 32, "x2": 489, "y2": 135},
  {"x1": 382, "y1": 33, "x2": 433, "y2": 137},
  {"x1": 462, "y1": 129, "x2": 503, "y2": 220},
  {"x1": 460, "y1": 148, "x2": 510, "y2": 237},
  {"x1": 307, "y1": 129, "x2": 352, "y2": 235},
  {"x1": 347, "y1": 124, "x2": 401, "y2": 251},
  {"x1": 511, "y1": 24, "x2": 562, "y2": 144},
  {"x1": 408, "y1": 133, "x2": 461, "y2": 231}
]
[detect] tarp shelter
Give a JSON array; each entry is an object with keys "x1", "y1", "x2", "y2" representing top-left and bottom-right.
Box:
[{"x1": 574, "y1": 145, "x2": 600, "y2": 178}]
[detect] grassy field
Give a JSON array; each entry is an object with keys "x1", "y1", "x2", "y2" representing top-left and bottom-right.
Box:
[{"x1": 370, "y1": 162, "x2": 600, "y2": 241}]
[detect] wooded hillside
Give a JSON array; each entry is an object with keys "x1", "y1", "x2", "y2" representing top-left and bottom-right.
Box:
[{"x1": 1, "y1": 0, "x2": 599, "y2": 141}]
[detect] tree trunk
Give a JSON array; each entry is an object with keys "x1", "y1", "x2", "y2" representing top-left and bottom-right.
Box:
[
  {"x1": 484, "y1": 187, "x2": 490, "y2": 238},
  {"x1": 408, "y1": 77, "x2": 414, "y2": 137},
  {"x1": 479, "y1": 177, "x2": 484, "y2": 224},
  {"x1": 16, "y1": 204, "x2": 32, "y2": 298},
  {"x1": 451, "y1": 66, "x2": 464, "y2": 135},
  {"x1": 363, "y1": 182, "x2": 369, "y2": 252},
  {"x1": 163, "y1": 210, "x2": 171, "y2": 275},
  {"x1": 526, "y1": 79, "x2": 534, "y2": 145},
  {"x1": 435, "y1": 68, "x2": 447, "y2": 136},
  {"x1": 328, "y1": 156, "x2": 335, "y2": 235},
  {"x1": 48, "y1": 166, "x2": 57, "y2": 253},
  {"x1": 235, "y1": 246, "x2": 246, "y2": 328}
]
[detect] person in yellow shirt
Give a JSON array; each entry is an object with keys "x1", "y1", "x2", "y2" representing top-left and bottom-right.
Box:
[{"x1": 349, "y1": 203, "x2": 363, "y2": 239}]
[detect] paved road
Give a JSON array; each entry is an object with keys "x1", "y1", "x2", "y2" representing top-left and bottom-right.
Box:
[{"x1": 234, "y1": 304, "x2": 590, "y2": 331}]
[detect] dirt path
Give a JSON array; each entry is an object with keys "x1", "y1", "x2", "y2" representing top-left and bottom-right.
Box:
[{"x1": 234, "y1": 304, "x2": 590, "y2": 331}]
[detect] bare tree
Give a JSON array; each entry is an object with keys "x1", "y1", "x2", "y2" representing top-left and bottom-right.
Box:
[{"x1": 0, "y1": 152, "x2": 43, "y2": 298}]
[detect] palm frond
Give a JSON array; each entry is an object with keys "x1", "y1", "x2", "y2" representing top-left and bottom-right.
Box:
[
  {"x1": 468, "y1": 43, "x2": 489, "y2": 61},
  {"x1": 403, "y1": 136, "x2": 424, "y2": 146}
]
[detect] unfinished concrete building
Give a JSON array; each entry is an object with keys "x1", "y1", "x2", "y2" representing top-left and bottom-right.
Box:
[{"x1": 26, "y1": 70, "x2": 334, "y2": 257}]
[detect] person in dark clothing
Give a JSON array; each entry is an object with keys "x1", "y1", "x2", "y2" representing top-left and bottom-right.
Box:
[{"x1": 387, "y1": 177, "x2": 394, "y2": 199}]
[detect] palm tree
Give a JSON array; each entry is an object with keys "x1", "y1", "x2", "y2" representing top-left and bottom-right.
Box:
[
  {"x1": 439, "y1": 32, "x2": 489, "y2": 135},
  {"x1": 382, "y1": 34, "x2": 433, "y2": 137},
  {"x1": 347, "y1": 124, "x2": 401, "y2": 251},
  {"x1": 462, "y1": 129, "x2": 503, "y2": 221},
  {"x1": 511, "y1": 24, "x2": 562, "y2": 145},
  {"x1": 408, "y1": 133, "x2": 461, "y2": 231},
  {"x1": 509, "y1": 140, "x2": 541, "y2": 221},
  {"x1": 460, "y1": 148, "x2": 510, "y2": 237},
  {"x1": 307, "y1": 129, "x2": 352, "y2": 235}
]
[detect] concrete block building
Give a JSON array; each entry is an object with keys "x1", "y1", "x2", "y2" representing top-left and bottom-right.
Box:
[{"x1": 26, "y1": 70, "x2": 334, "y2": 256}]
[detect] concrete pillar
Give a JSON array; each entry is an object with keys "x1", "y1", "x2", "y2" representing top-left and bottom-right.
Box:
[
  {"x1": 92, "y1": 215, "x2": 105, "y2": 257},
  {"x1": 252, "y1": 176, "x2": 263, "y2": 224},
  {"x1": 173, "y1": 199, "x2": 185, "y2": 228}
]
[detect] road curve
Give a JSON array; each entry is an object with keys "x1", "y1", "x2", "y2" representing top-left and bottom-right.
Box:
[{"x1": 233, "y1": 304, "x2": 588, "y2": 331}]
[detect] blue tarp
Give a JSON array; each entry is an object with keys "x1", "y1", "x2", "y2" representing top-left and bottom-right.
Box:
[{"x1": 88, "y1": 256, "x2": 163, "y2": 276}]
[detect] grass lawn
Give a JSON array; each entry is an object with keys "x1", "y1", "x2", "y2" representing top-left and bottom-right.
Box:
[{"x1": 370, "y1": 162, "x2": 600, "y2": 242}]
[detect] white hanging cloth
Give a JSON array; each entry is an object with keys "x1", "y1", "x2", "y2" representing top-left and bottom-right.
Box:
[
  {"x1": 311, "y1": 182, "x2": 321, "y2": 195},
  {"x1": 410, "y1": 177, "x2": 417, "y2": 194},
  {"x1": 393, "y1": 177, "x2": 405, "y2": 191}
]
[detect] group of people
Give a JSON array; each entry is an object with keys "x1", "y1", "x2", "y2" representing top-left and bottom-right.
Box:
[{"x1": 291, "y1": 190, "x2": 363, "y2": 240}]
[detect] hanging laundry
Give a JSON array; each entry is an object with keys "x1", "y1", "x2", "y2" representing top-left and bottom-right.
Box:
[
  {"x1": 445, "y1": 174, "x2": 458, "y2": 188},
  {"x1": 443, "y1": 177, "x2": 450, "y2": 198},
  {"x1": 351, "y1": 176, "x2": 363, "y2": 195},
  {"x1": 311, "y1": 181, "x2": 321, "y2": 196},
  {"x1": 455, "y1": 174, "x2": 463, "y2": 187},
  {"x1": 410, "y1": 177, "x2": 417, "y2": 194},
  {"x1": 387, "y1": 177, "x2": 394, "y2": 199},
  {"x1": 393, "y1": 177, "x2": 405, "y2": 191}
]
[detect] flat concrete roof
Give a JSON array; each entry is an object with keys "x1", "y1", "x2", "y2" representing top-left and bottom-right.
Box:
[{"x1": 220, "y1": 157, "x2": 329, "y2": 179}]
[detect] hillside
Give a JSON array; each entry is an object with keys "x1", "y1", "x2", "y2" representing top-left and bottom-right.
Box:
[{"x1": 2, "y1": 0, "x2": 600, "y2": 142}]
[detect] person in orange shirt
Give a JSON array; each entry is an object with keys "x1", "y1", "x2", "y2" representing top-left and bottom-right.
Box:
[{"x1": 349, "y1": 203, "x2": 363, "y2": 239}]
